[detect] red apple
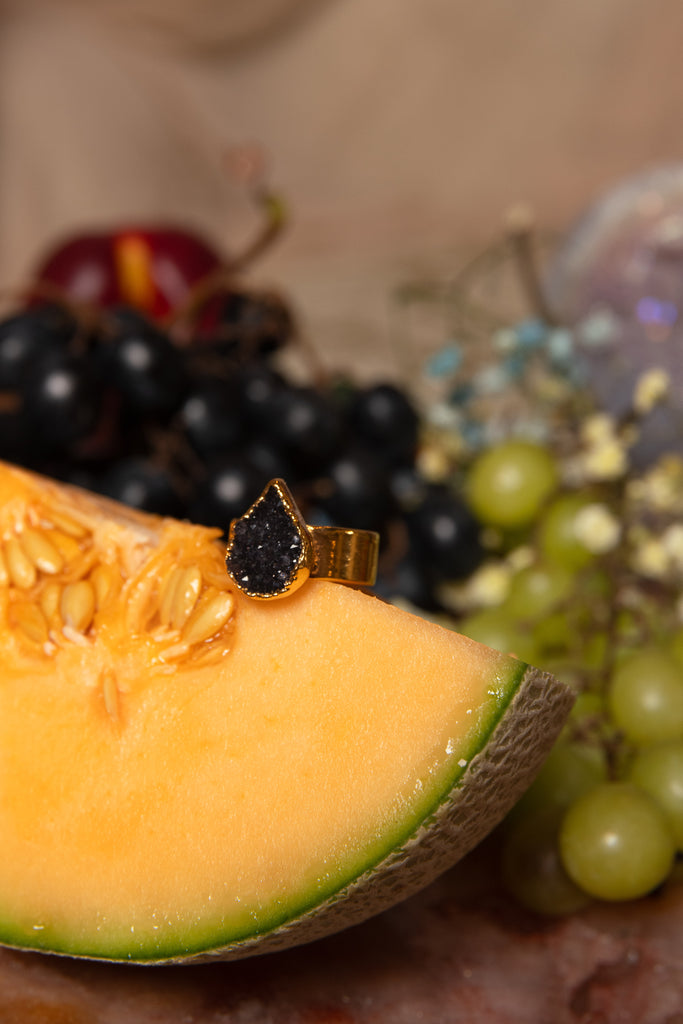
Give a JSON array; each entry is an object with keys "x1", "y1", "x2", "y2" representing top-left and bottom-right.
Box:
[{"x1": 30, "y1": 227, "x2": 224, "y2": 320}]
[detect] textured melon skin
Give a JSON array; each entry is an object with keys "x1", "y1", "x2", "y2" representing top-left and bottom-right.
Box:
[{"x1": 169, "y1": 664, "x2": 571, "y2": 964}]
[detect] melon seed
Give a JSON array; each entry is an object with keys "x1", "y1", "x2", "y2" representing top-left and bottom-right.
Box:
[
  {"x1": 125, "y1": 574, "x2": 157, "y2": 635},
  {"x1": 40, "y1": 582, "x2": 62, "y2": 624},
  {"x1": 5, "y1": 537, "x2": 37, "y2": 590},
  {"x1": 101, "y1": 670, "x2": 120, "y2": 721},
  {"x1": 48, "y1": 508, "x2": 90, "y2": 538},
  {"x1": 170, "y1": 567, "x2": 202, "y2": 630},
  {"x1": 49, "y1": 530, "x2": 84, "y2": 563},
  {"x1": 158, "y1": 566, "x2": 184, "y2": 627},
  {"x1": 13, "y1": 601, "x2": 49, "y2": 644},
  {"x1": 61, "y1": 581, "x2": 96, "y2": 633},
  {"x1": 20, "y1": 529, "x2": 64, "y2": 575},
  {"x1": 89, "y1": 565, "x2": 121, "y2": 610},
  {"x1": 182, "y1": 589, "x2": 235, "y2": 645}
]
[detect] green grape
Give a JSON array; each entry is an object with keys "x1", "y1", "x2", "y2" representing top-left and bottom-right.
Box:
[
  {"x1": 608, "y1": 648, "x2": 683, "y2": 745},
  {"x1": 581, "y1": 630, "x2": 609, "y2": 672},
  {"x1": 465, "y1": 440, "x2": 559, "y2": 530},
  {"x1": 537, "y1": 492, "x2": 597, "y2": 570},
  {"x1": 570, "y1": 689, "x2": 605, "y2": 722},
  {"x1": 514, "y1": 739, "x2": 608, "y2": 820},
  {"x1": 630, "y1": 741, "x2": 683, "y2": 849},
  {"x1": 506, "y1": 563, "x2": 573, "y2": 620},
  {"x1": 559, "y1": 782, "x2": 675, "y2": 901},
  {"x1": 533, "y1": 611, "x2": 574, "y2": 661},
  {"x1": 501, "y1": 807, "x2": 592, "y2": 915},
  {"x1": 459, "y1": 607, "x2": 537, "y2": 662}
]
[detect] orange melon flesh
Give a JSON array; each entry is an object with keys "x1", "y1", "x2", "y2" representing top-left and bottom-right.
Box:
[{"x1": 0, "y1": 463, "x2": 572, "y2": 963}]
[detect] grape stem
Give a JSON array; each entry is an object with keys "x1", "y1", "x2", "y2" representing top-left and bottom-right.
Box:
[
  {"x1": 505, "y1": 205, "x2": 559, "y2": 326},
  {"x1": 228, "y1": 188, "x2": 288, "y2": 275}
]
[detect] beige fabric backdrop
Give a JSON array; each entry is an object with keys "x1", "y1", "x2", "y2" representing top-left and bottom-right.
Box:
[{"x1": 2, "y1": 0, "x2": 683, "y2": 373}]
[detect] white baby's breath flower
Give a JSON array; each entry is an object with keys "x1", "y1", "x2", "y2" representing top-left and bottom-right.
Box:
[
  {"x1": 506, "y1": 546, "x2": 536, "y2": 572},
  {"x1": 415, "y1": 443, "x2": 452, "y2": 483},
  {"x1": 634, "y1": 456, "x2": 683, "y2": 514},
  {"x1": 581, "y1": 413, "x2": 617, "y2": 446},
  {"x1": 425, "y1": 402, "x2": 462, "y2": 431},
  {"x1": 492, "y1": 327, "x2": 518, "y2": 353},
  {"x1": 573, "y1": 503, "x2": 622, "y2": 554},
  {"x1": 577, "y1": 308, "x2": 620, "y2": 348},
  {"x1": 582, "y1": 438, "x2": 628, "y2": 481},
  {"x1": 633, "y1": 368, "x2": 671, "y2": 415},
  {"x1": 534, "y1": 373, "x2": 575, "y2": 404},
  {"x1": 631, "y1": 537, "x2": 669, "y2": 579},
  {"x1": 475, "y1": 365, "x2": 510, "y2": 395},
  {"x1": 662, "y1": 524, "x2": 683, "y2": 571},
  {"x1": 465, "y1": 562, "x2": 512, "y2": 608}
]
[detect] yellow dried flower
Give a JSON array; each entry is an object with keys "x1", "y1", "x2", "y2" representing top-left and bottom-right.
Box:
[
  {"x1": 631, "y1": 536, "x2": 669, "y2": 579},
  {"x1": 506, "y1": 546, "x2": 536, "y2": 572},
  {"x1": 465, "y1": 562, "x2": 512, "y2": 608},
  {"x1": 581, "y1": 413, "x2": 617, "y2": 446},
  {"x1": 583, "y1": 438, "x2": 628, "y2": 481},
  {"x1": 573, "y1": 503, "x2": 622, "y2": 554},
  {"x1": 415, "y1": 443, "x2": 452, "y2": 483},
  {"x1": 634, "y1": 456, "x2": 683, "y2": 514},
  {"x1": 662, "y1": 524, "x2": 683, "y2": 572},
  {"x1": 633, "y1": 368, "x2": 671, "y2": 415}
]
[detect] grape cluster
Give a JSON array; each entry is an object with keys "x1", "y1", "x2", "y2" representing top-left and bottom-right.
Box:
[
  {"x1": 419, "y1": 322, "x2": 683, "y2": 912},
  {"x1": 0, "y1": 294, "x2": 485, "y2": 610}
]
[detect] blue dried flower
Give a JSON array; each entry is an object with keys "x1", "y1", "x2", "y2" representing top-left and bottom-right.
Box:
[
  {"x1": 515, "y1": 318, "x2": 547, "y2": 350},
  {"x1": 425, "y1": 343, "x2": 463, "y2": 379}
]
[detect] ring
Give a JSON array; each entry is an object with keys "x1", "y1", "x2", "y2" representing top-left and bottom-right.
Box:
[{"x1": 225, "y1": 478, "x2": 380, "y2": 600}]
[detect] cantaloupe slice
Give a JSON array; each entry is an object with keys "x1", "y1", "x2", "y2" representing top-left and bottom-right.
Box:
[{"x1": 0, "y1": 462, "x2": 573, "y2": 963}]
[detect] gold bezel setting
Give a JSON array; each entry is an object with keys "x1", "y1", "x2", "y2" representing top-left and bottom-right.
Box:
[{"x1": 225, "y1": 479, "x2": 379, "y2": 600}]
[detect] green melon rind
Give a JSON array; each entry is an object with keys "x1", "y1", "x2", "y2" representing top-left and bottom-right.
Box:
[{"x1": 153, "y1": 662, "x2": 572, "y2": 964}]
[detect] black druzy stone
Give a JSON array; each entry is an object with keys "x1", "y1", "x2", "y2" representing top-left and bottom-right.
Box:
[{"x1": 226, "y1": 484, "x2": 304, "y2": 597}]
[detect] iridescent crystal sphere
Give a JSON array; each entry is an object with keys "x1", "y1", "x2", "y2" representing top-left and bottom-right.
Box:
[{"x1": 547, "y1": 165, "x2": 683, "y2": 463}]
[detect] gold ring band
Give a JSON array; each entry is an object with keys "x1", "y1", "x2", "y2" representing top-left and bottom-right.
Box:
[
  {"x1": 308, "y1": 525, "x2": 379, "y2": 587},
  {"x1": 225, "y1": 479, "x2": 379, "y2": 600}
]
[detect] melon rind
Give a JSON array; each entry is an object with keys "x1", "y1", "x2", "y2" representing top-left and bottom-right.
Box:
[{"x1": 161, "y1": 663, "x2": 572, "y2": 964}]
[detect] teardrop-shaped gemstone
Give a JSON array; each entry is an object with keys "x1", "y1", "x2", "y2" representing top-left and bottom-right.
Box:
[{"x1": 225, "y1": 480, "x2": 309, "y2": 598}]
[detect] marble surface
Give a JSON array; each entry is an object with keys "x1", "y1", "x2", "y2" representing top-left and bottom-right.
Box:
[{"x1": 1, "y1": 842, "x2": 682, "y2": 1023}]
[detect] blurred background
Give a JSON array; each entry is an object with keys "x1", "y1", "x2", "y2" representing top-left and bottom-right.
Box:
[{"x1": 3, "y1": 0, "x2": 683, "y2": 370}]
